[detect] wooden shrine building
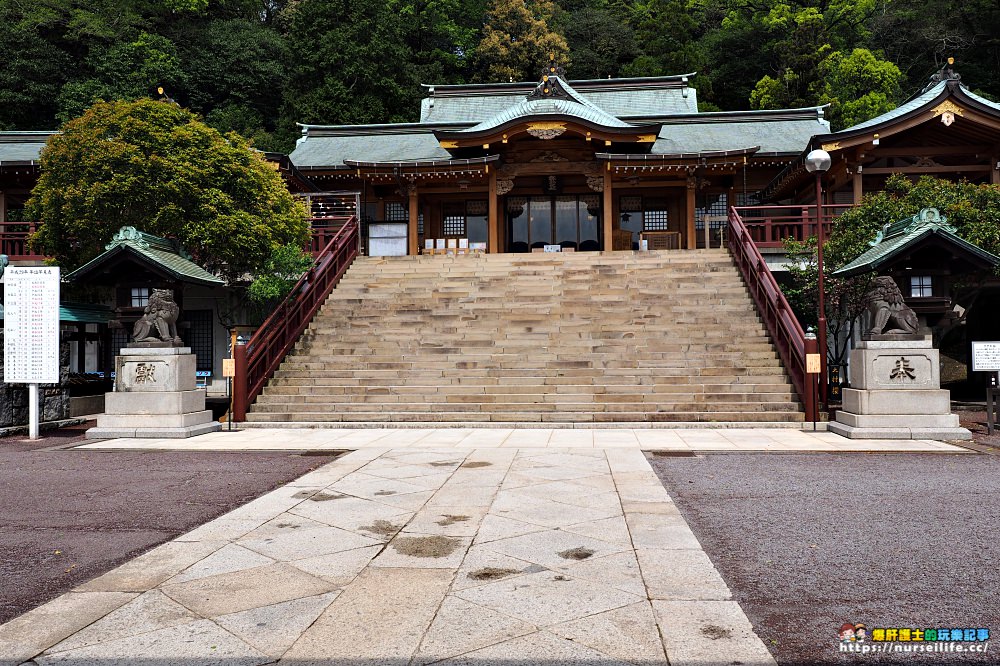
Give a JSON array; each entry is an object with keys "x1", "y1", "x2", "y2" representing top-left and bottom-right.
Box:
[
  {"x1": 764, "y1": 59, "x2": 1000, "y2": 204},
  {"x1": 288, "y1": 58, "x2": 828, "y2": 254}
]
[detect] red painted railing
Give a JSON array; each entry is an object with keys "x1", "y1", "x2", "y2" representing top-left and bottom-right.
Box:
[
  {"x1": 732, "y1": 204, "x2": 851, "y2": 248},
  {"x1": 232, "y1": 216, "x2": 360, "y2": 421},
  {"x1": 0, "y1": 221, "x2": 45, "y2": 260},
  {"x1": 728, "y1": 206, "x2": 819, "y2": 422}
]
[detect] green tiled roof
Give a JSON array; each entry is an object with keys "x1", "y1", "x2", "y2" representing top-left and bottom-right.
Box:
[
  {"x1": 458, "y1": 77, "x2": 631, "y2": 133},
  {"x1": 65, "y1": 226, "x2": 225, "y2": 286},
  {"x1": 419, "y1": 75, "x2": 698, "y2": 122},
  {"x1": 0, "y1": 131, "x2": 54, "y2": 165},
  {"x1": 290, "y1": 124, "x2": 457, "y2": 168},
  {"x1": 652, "y1": 109, "x2": 829, "y2": 155},
  {"x1": 834, "y1": 208, "x2": 1000, "y2": 277}
]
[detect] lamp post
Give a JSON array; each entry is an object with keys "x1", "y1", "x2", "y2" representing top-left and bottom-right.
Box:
[{"x1": 804, "y1": 149, "x2": 831, "y2": 407}]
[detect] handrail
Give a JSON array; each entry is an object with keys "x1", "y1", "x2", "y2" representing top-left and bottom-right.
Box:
[
  {"x1": 0, "y1": 221, "x2": 46, "y2": 260},
  {"x1": 727, "y1": 206, "x2": 818, "y2": 422},
  {"x1": 732, "y1": 204, "x2": 851, "y2": 248},
  {"x1": 232, "y1": 215, "x2": 360, "y2": 421}
]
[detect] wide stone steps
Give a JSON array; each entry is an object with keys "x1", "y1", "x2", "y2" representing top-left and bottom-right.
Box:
[
  {"x1": 247, "y1": 410, "x2": 804, "y2": 424},
  {"x1": 246, "y1": 249, "x2": 804, "y2": 424}
]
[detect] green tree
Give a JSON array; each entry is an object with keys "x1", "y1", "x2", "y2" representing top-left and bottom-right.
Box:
[
  {"x1": 247, "y1": 243, "x2": 315, "y2": 303},
  {"x1": 278, "y1": 0, "x2": 418, "y2": 146},
  {"x1": 28, "y1": 98, "x2": 309, "y2": 281},
  {"x1": 473, "y1": 0, "x2": 569, "y2": 82},
  {"x1": 56, "y1": 32, "x2": 189, "y2": 123},
  {"x1": 816, "y1": 48, "x2": 902, "y2": 130},
  {"x1": 621, "y1": 0, "x2": 701, "y2": 79},
  {"x1": 562, "y1": 5, "x2": 639, "y2": 79}
]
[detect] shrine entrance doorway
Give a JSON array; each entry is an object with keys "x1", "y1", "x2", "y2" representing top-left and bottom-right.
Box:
[{"x1": 506, "y1": 195, "x2": 602, "y2": 252}]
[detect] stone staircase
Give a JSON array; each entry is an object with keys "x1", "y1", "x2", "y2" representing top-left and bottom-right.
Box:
[{"x1": 246, "y1": 250, "x2": 804, "y2": 424}]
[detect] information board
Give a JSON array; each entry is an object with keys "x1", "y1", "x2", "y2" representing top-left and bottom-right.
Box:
[
  {"x1": 972, "y1": 341, "x2": 1000, "y2": 372},
  {"x1": 3, "y1": 266, "x2": 60, "y2": 384}
]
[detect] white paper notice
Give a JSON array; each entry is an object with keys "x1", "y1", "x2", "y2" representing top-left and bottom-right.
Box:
[{"x1": 4, "y1": 266, "x2": 60, "y2": 384}]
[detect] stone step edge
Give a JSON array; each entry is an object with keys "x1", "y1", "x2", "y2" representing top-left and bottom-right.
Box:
[{"x1": 236, "y1": 420, "x2": 809, "y2": 430}]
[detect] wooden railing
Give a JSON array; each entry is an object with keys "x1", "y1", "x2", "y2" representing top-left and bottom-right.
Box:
[
  {"x1": 727, "y1": 206, "x2": 819, "y2": 422},
  {"x1": 232, "y1": 215, "x2": 360, "y2": 421},
  {"x1": 732, "y1": 204, "x2": 851, "y2": 248},
  {"x1": 0, "y1": 221, "x2": 45, "y2": 260}
]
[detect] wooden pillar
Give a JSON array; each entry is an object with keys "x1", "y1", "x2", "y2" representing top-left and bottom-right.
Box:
[
  {"x1": 992, "y1": 159, "x2": 1000, "y2": 185},
  {"x1": 408, "y1": 187, "x2": 419, "y2": 256},
  {"x1": 685, "y1": 177, "x2": 696, "y2": 250},
  {"x1": 852, "y1": 171, "x2": 863, "y2": 203},
  {"x1": 602, "y1": 167, "x2": 613, "y2": 251},
  {"x1": 488, "y1": 168, "x2": 499, "y2": 253}
]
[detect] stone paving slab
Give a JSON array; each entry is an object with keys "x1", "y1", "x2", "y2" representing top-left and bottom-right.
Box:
[
  {"x1": 76, "y1": 426, "x2": 972, "y2": 452},
  {"x1": 1, "y1": 446, "x2": 799, "y2": 664}
]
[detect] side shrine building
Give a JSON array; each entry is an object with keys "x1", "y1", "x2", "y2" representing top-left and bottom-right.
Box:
[{"x1": 289, "y1": 58, "x2": 828, "y2": 254}]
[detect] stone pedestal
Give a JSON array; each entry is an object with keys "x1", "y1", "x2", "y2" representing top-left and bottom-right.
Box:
[
  {"x1": 86, "y1": 347, "x2": 220, "y2": 439},
  {"x1": 829, "y1": 337, "x2": 971, "y2": 440}
]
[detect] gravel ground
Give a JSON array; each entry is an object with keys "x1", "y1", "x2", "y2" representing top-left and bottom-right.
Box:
[
  {"x1": 648, "y1": 451, "x2": 999, "y2": 665},
  {"x1": 0, "y1": 422, "x2": 340, "y2": 624}
]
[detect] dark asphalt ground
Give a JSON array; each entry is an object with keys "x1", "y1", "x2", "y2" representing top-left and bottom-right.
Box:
[
  {"x1": 648, "y1": 451, "x2": 1000, "y2": 665},
  {"x1": 0, "y1": 422, "x2": 340, "y2": 624}
]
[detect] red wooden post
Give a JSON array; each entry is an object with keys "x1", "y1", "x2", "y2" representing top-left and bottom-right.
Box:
[{"x1": 232, "y1": 342, "x2": 248, "y2": 422}]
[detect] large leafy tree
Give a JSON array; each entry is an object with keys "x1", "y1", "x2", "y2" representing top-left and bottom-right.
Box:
[
  {"x1": 474, "y1": 0, "x2": 569, "y2": 83},
  {"x1": 278, "y1": 0, "x2": 418, "y2": 144},
  {"x1": 28, "y1": 99, "x2": 309, "y2": 281}
]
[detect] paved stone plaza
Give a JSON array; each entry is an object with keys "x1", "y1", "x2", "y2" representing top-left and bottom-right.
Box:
[
  {"x1": 0, "y1": 431, "x2": 969, "y2": 664},
  {"x1": 76, "y1": 426, "x2": 964, "y2": 452}
]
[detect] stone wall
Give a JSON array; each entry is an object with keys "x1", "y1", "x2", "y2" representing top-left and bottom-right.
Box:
[{"x1": 0, "y1": 329, "x2": 71, "y2": 427}]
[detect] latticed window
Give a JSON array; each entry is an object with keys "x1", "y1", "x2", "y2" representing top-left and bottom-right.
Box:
[
  {"x1": 130, "y1": 287, "x2": 150, "y2": 308},
  {"x1": 182, "y1": 310, "x2": 214, "y2": 372},
  {"x1": 910, "y1": 276, "x2": 933, "y2": 298},
  {"x1": 642, "y1": 197, "x2": 670, "y2": 231},
  {"x1": 442, "y1": 202, "x2": 466, "y2": 236},
  {"x1": 385, "y1": 202, "x2": 407, "y2": 221}
]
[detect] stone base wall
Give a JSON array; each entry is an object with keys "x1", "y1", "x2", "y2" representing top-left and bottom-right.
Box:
[{"x1": 0, "y1": 330, "x2": 71, "y2": 427}]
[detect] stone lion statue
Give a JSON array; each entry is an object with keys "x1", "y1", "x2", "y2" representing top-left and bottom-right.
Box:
[
  {"x1": 865, "y1": 276, "x2": 919, "y2": 337},
  {"x1": 132, "y1": 288, "x2": 182, "y2": 344}
]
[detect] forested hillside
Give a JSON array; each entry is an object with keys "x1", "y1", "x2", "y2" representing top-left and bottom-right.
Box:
[{"x1": 2, "y1": 0, "x2": 997, "y2": 152}]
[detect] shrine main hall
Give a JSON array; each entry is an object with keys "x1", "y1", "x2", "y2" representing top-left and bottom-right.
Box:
[{"x1": 286, "y1": 58, "x2": 828, "y2": 254}]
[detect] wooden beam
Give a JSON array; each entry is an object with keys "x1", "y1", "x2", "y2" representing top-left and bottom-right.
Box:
[
  {"x1": 864, "y1": 144, "x2": 991, "y2": 158},
  {"x1": 602, "y1": 168, "x2": 613, "y2": 251},
  {"x1": 686, "y1": 178, "x2": 696, "y2": 250},
  {"x1": 488, "y1": 168, "x2": 499, "y2": 253},
  {"x1": 862, "y1": 165, "x2": 992, "y2": 175},
  {"x1": 408, "y1": 187, "x2": 419, "y2": 256}
]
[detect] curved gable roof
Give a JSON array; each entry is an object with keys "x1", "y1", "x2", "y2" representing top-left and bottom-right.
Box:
[{"x1": 459, "y1": 76, "x2": 631, "y2": 134}]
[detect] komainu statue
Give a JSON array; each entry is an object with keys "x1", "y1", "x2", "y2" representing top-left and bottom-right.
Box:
[
  {"x1": 865, "y1": 276, "x2": 919, "y2": 337},
  {"x1": 132, "y1": 288, "x2": 183, "y2": 344}
]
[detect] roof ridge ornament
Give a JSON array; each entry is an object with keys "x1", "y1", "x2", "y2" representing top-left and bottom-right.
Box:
[
  {"x1": 527, "y1": 53, "x2": 570, "y2": 101},
  {"x1": 923, "y1": 57, "x2": 961, "y2": 93},
  {"x1": 107, "y1": 226, "x2": 150, "y2": 250}
]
